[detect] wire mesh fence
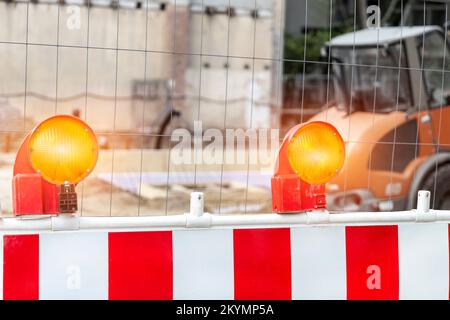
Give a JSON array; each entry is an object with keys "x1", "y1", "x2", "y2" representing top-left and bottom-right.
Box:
[{"x1": 0, "y1": 0, "x2": 450, "y2": 216}]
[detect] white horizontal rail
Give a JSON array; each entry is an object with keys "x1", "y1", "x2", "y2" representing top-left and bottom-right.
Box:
[
  {"x1": 0, "y1": 190, "x2": 447, "y2": 232},
  {"x1": 0, "y1": 209, "x2": 449, "y2": 232}
]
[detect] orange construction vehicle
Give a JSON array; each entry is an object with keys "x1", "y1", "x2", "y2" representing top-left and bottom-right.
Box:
[{"x1": 311, "y1": 26, "x2": 450, "y2": 211}]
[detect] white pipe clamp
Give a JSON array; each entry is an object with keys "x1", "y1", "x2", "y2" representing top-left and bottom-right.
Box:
[
  {"x1": 190, "y1": 192, "x2": 204, "y2": 217},
  {"x1": 417, "y1": 190, "x2": 431, "y2": 214}
]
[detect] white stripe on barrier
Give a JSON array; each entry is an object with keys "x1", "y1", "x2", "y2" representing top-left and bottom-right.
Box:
[
  {"x1": 291, "y1": 226, "x2": 347, "y2": 300},
  {"x1": 173, "y1": 229, "x2": 234, "y2": 300},
  {"x1": 399, "y1": 224, "x2": 449, "y2": 300},
  {"x1": 39, "y1": 232, "x2": 109, "y2": 300},
  {"x1": 0, "y1": 235, "x2": 3, "y2": 301}
]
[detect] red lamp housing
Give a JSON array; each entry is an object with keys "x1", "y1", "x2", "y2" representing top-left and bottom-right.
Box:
[
  {"x1": 12, "y1": 115, "x2": 98, "y2": 216},
  {"x1": 271, "y1": 121, "x2": 345, "y2": 213},
  {"x1": 12, "y1": 134, "x2": 59, "y2": 216}
]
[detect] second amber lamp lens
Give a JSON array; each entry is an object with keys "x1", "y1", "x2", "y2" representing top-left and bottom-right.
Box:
[
  {"x1": 287, "y1": 121, "x2": 345, "y2": 185},
  {"x1": 28, "y1": 115, "x2": 98, "y2": 185}
]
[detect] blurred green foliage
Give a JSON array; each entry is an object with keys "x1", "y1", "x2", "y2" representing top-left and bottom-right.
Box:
[
  {"x1": 284, "y1": 30, "x2": 331, "y2": 74},
  {"x1": 284, "y1": 23, "x2": 354, "y2": 75}
]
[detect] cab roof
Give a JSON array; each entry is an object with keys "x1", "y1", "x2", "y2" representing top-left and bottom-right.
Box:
[{"x1": 328, "y1": 26, "x2": 441, "y2": 47}]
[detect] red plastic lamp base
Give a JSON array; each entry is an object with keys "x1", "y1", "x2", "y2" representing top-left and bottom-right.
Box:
[
  {"x1": 12, "y1": 173, "x2": 59, "y2": 216},
  {"x1": 271, "y1": 174, "x2": 326, "y2": 213}
]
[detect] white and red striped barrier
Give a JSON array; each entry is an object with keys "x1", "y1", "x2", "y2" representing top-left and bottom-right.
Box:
[{"x1": 0, "y1": 222, "x2": 448, "y2": 300}]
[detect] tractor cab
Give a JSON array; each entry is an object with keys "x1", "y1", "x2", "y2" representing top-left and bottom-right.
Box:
[
  {"x1": 326, "y1": 26, "x2": 450, "y2": 114},
  {"x1": 312, "y1": 26, "x2": 450, "y2": 211}
]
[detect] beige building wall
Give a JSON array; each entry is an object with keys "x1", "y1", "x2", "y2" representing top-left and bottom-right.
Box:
[
  {"x1": 0, "y1": 2, "x2": 173, "y2": 133},
  {"x1": 0, "y1": 0, "x2": 282, "y2": 133}
]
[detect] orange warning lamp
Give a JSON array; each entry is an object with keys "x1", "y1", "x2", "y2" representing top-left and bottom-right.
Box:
[
  {"x1": 12, "y1": 115, "x2": 98, "y2": 216},
  {"x1": 28, "y1": 116, "x2": 98, "y2": 186},
  {"x1": 272, "y1": 121, "x2": 345, "y2": 213}
]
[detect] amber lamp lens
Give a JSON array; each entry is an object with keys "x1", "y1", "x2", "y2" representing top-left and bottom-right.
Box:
[
  {"x1": 28, "y1": 115, "x2": 98, "y2": 185},
  {"x1": 287, "y1": 121, "x2": 345, "y2": 185}
]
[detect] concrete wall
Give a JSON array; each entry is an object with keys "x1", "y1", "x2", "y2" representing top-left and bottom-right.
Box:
[
  {"x1": 185, "y1": 10, "x2": 274, "y2": 129},
  {"x1": 0, "y1": 2, "x2": 172, "y2": 132},
  {"x1": 0, "y1": 1, "x2": 282, "y2": 133}
]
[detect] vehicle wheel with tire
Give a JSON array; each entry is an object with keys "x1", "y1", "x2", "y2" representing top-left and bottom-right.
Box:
[{"x1": 420, "y1": 164, "x2": 450, "y2": 209}]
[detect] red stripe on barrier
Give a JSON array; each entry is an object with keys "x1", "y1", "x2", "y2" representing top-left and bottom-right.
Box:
[
  {"x1": 233, "y1": 228, "x2": 291, "y2": 300},
  {"x1": 3, "y1": 235, "x2": 39, "y2": 300},
  {"x1": 346, "y1": 226, "x2": 399, "y2": 300},
  {"x1": 108, "y1": 231, "x2": 173, "y2": 300}
]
